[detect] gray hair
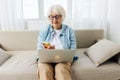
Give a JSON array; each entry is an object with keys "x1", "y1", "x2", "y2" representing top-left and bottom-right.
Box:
[{"x1": 47, "y1": 5, "x2": 66, "y2": 21}]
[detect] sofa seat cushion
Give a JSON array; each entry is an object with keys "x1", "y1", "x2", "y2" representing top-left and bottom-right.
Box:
[
  {"x1": 76, "y1": 48, "x2": 87, "y2": 54},
  {"x1": 72, "y1": 52, "x2": 120, "y2": 80},
  {"x1": 0, "y1": 50, "x2": 38, "y2": 80}
]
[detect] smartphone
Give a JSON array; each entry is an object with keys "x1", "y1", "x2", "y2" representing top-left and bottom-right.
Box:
[{"x1": 42, "y1": 42, "x2": 51, "y2": 49}]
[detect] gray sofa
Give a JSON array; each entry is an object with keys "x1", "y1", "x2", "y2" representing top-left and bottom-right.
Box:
[{"x1": 0, "y1": 29, "x2": 120, "y2": 80}]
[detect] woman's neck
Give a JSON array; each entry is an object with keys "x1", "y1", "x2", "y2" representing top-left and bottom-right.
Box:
[{"x1": 53, "y1": 25, "x2": 62, "y2": 30}]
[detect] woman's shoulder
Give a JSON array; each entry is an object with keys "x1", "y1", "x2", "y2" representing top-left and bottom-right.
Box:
[
  {"x1": 62, "y1": 24, "x2": 74, "y2": 32},
  {"x1": 39, "y1": 24, "x2": 51, "y2": 32}
]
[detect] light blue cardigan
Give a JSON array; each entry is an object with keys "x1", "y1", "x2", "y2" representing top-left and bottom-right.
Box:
[{"x1": 37, "y1": 24, "x2": 76, "y2": 49}]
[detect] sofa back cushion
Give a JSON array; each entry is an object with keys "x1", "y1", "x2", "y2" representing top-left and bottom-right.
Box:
[
  {"x1": 0, "y1": 31, "x2": 39, "y2": 51},
  {"x1": 75, "y1": 29, "x2": 104, "y2": 48},
  {"x1": 0, "y1": 29, "x2": 104, "y2": 51}
]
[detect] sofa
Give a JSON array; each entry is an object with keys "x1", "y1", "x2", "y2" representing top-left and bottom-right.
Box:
[{"x1": 0, "y1": 29, "x2": 120, "y2": 80}]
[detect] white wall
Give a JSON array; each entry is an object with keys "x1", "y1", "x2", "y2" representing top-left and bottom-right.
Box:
[{"x1": 109, "y1": 0, "x2": 120, "y2": 43}]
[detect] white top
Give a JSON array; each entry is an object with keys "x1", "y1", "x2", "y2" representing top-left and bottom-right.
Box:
[{"x1": 50, "y1": 29, "x2": 63, "y2": 49}]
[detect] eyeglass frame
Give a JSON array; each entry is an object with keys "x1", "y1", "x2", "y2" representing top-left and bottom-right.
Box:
[{"x1": 48, "y1": 15, "x2": 62, "y2": 20}]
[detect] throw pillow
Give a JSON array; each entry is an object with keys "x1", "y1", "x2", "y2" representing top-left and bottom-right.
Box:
[
  {"x1": 86, "y1": 39, "x2": 120, "y2": 66},
  {"x1": 0, "y1": 48, "x2": 11, "y2": 65},
  {"x1": 0, "y1": 44, "x2": 6, "y2": 50}
]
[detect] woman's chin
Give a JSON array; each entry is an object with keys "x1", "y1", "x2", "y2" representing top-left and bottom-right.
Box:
[{"x1": 53, "y1": 24, "x2": 58, "y2": 26}]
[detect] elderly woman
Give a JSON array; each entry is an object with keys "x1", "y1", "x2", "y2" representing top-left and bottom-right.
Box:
[{"x1": 37, "y1": 5, "x2": 76, "y2": 80}]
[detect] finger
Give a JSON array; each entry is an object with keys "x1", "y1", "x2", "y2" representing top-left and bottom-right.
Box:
[{"x1": 41, "y1": 44, "x2": 47, "y2": 49}]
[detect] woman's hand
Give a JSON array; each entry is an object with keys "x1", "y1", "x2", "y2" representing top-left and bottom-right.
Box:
[
  {"x1": 47, "y1": 45, "x2": 55, "y2": 49},
  {"x1": 42, "y1": 42, "x2": 55, "y2": 49}
]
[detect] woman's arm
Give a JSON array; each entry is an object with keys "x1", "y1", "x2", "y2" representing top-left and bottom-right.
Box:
[
  {"x1": 69, "y1": 29, "x2": 77, "y2": 49},
  {"x1": 37, "y1": 31, "x2": 44, "y2": 49}
]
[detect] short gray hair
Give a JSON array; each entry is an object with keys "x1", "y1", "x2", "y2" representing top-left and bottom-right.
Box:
[{"x1": 47, "y1": 5, "x2": 66, "y2": 21}]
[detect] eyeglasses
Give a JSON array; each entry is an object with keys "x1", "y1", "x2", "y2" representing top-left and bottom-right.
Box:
[{"x1": 48, "y1": 15, "x2": 62, "y2": 20}]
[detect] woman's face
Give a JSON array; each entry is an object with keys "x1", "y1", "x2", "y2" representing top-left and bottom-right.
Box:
[{"x1": 48, "y1": 12, "x2": 63, "y2": 30}]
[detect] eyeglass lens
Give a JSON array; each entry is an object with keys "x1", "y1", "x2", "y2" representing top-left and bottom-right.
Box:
[{"x1": 49, "y1": 15, "x2": 61, "y2": 20}]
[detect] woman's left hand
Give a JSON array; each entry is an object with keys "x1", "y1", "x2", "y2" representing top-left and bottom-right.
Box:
[{"x1": 47, "y1": 45, "x2": 55, "y2": 49}]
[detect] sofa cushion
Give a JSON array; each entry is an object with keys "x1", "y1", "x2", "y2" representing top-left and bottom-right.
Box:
[
  {"x1": 0, "y1": 48, "x2": 11, "y2": 65},
  {"x1": 0, "y1": 51, "x2": 38, "y2": 80},
  {"x1": 0, "y1": 31, "x2": 39, "y2": 51},
  {"x1": 0, "y1": 30, "x2": 104, "y2": 50},
  {"x1": 76, "y1": 48, "x2": 87, "y2": 54},
  {"x1": 0, "y1": 44, "x2": 6, "y2": 50},
  {"x1": 86, "y1": 39, "x2": 120, "y2": 66},
  {"x1": 72, "y1": 52, "x2": 120, "y2": 80},
  {"x1": 75, "y1": 29, "x2": 104, "y2": 48}
]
